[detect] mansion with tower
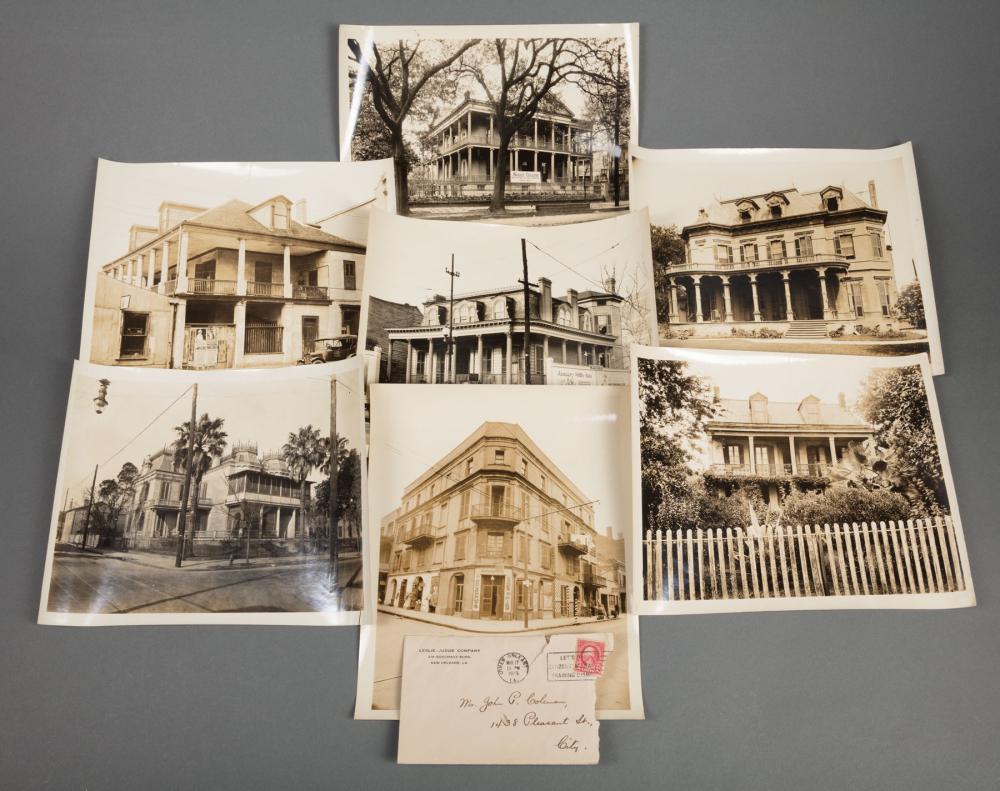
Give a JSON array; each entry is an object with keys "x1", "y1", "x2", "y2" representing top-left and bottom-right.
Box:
[{"x1": 662, "y1": 183, "x2": 900, "y2": 339}]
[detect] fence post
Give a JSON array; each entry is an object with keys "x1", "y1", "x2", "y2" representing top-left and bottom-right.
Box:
[
  {"x1": 944, "y1": 515, "x2": 965, "y2": 591},
  {"x1": 718, "y1": 529, "x2": 729, "y2": 600},
  {"x1": 805, "y1": 525, "x2": 824, "y2": 596},
  {"x1": 748, "y1": 532, "x2": 761, "y2": 598},
  {"x1": 686, "y1": 529, "x2": 695, "y2": 602},
  {"x1": 908, "y1": 518, "x2": 926, "y2": 593},
  {"x1": 934, "y1": 516, "x2": 955, "y2": 592},
  {"x1": 886, "y1": 520, "x2": 905, "y2": 594},
  {"x1": 654, "y1": 529, "x2": 664, "y2": 600},
  {"x1": 795, "y1": 524, "x2": 811, "y2": 596},
  {"x1": 732, "y1": 528, "x2": 747, "y2": 599},
  {"x1": 665, "y1": 528, "x2": 675, "y2": 601},
  {"x1": 645, "y1": 529, "x2": 653, "y2": 601},
  {"x1": 706, "y1": 528, "x2": 717, "y2": 600}
]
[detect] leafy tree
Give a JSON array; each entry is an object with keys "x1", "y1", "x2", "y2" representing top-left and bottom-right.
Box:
[
  {"x1": 456, "y1": 38, "x2": 581, "y2": 213},
  {"x1": 780, "y1": 486, "x2": 912, "y2": 526},
  {"x1": 637, "y1": 358, "x2": 717, "y2": 532},
  {"x1": 858, "y1": 365, "x2": 949, "y2": 515},
  {"x1": 93, "y1": 462, "x2": 139, "y2": 542},
  {"x1": 172, "y1": 414, "x2": 228, "y2": 555},
  {"x1": 649, "y1": 224, "x2": 685, "y2": 322},
  {"x1": 282, "y1": 426, "x2": 329, "y2": 553},
  {"x1": 315, "y1": 445, "x2": 362, "y2": 543},
  {"x1": 347, "y1": 37, "x2": 480, "y2": 214},
  {"x1": 895, "y1": 280, "x2": 926, "y2": 329}
]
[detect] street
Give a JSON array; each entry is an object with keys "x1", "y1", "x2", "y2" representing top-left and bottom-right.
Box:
[
  {"x1": 370, "y1": 610, "x2": 632, "y2": 713},
  {"x1": 46, "y1": 552, "x2": 363, "y2": 614}
]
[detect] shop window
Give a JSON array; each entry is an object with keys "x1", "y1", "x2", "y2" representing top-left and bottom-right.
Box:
[{"x1": 119, "y1": 311, "x2": 149, "y2": 358}]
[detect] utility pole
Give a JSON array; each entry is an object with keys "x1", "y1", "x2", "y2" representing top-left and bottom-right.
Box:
[
  {"x1": 445, "y1": 255, "x2": 460, "y2": 384},
  {"x1": 79, "y1": 464, "x2": 98, "y2": 550},
  {"x1": 174, "y1": 384, "x2": 198, "y2": 568},
  {"x1": 329, "y1": 375, "x2": 340, "y2": 587},
  {"x1": 518, "y1": 239, "x2": 537, "y2": 384},
  {"x1": 522, "y1": 525, "x2": 530, "y2": 629},
  {"x1": 612, "y1": 44, "x2": 622, "y2": 208}
]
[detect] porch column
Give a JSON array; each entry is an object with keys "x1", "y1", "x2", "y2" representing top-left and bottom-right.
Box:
[
  {"x1": 171, "y1": 300, "x2": 187, "y2": 369},
  {"x1": 428, "y1": 339, "x2": 436, "y2": 384},
  {"x1": 782, "y1": 270, "x2": 793, "y2": 321},
  {"x1": 693, "y1": 276, "x2": 704, "y2": 323},
  {"x1": 146, "y1": 251, "x2": 156, "y2": 288},
  {"x1": 476, "y1": 334, "x2": 484, "y2": 380},
  {"x1": 817, "y1": 267, "x2": 832, "y2": 319},
  {"x1": 505, "y1": 332, "x2": 512, "y2": 384},
  {"x1": 159, "y1": 239, "x2": 169, "y2": 293},
  {"x1": 747, "y1": 435, "x2": 756, "y2": 473},
  {"x1": 233, "y1": 300, "x2": 246, "y2": 367},
  {"x1": 405, "y1": 340, "x2": 412, "y2": 384},
  {"x1": 534, "y1": 150, "x2": 538, "y2": 171},
  {"x1": 236, "y1": 238, "x2": 247, "y2": 296},
  {"x1": 288, "y1": 508, "x2": 296, "y2": 539},
  {"x1": 551, "y1": 122, "x2": 556, "y2": 149},
  {"x1": 576, "y1": 342, "x2": 583, "y2": 366},
  {"x1": 750, "y1": 274, "x2": 762, "y2": 321},
  {"x1": 788, "y1": 436, "x2": 798, "y2": 475},
  {"x1": 533, "y1": 119, "x2": 538, "y2": 147},
  {"x1": 489, "y1": 114, "x2": 493, "y2": 142},
  {"x1": 177, "y1": 231, "x2": 189, "y2": 293},
  {"x1": 667, "y1": 278, "x2": 679, "y2": 323},
  {"x1": 112, "y1": 266, "x2": 119, "y2": 280},
  {"x1": 561, "y1": 339, "x2": 567, "y2": 364},
  {"x1": 385, "y1": 339, "x2": 393, "y2": 382},
  {"x1": 722, "y1": 275, "x2": 734, "y2": 322},
  {"x1": 467, "y1": 111, "x2": 471, "y2": 137},
  {"x1": 542, "y1": 335, "x2": 549, "y2": 366},
  {"x1": 125, "y1": 258, "x2": 134, "y2": 285},
  {"x1": 828, "y1": 436, "x2": 837, "y2": 465},
  {"x1": 282, "y1": 245, "x2": 292, "y2": 298}
]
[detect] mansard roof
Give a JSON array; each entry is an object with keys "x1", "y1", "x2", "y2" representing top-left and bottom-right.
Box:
[
  {"x1": 685, "y1": 185, "x2": 884, "y2": 231},
  {"x1": 709, "y1": 396, "x2": 870, "y2": 429}
]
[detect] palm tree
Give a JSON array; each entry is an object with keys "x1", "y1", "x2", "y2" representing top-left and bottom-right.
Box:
[
  {"x1": 172, "y1": 413, "x2": 228, "y2": 557},
  {"x1": 282, "y1": 425, "x2": 328, "y2": 554}
]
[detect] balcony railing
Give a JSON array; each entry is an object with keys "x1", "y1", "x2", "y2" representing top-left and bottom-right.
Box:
[
  {"x1": 246, "y1": 281, "x2": 284, "y2": 297},
  {"x1": 707, "y1": 462, "x2": 834, "y2": 478},
  {"x1": 434, "y1": 131, "x2": 590, "y2": 156},
  {"x1": 401, "y1": 523, "x2": 435, "y2": 545},
  {"x1": 187, "y1": 278, "x2": 237, "y2": 295},
  {"x1": 469, "y1": 502, "x2": 522, "y2": 524},
  {"x1": 292, "y1": 284, "x2": 329, "y2": 301},
  {"x1": 668, "y1": 253, "x2": 850, "y2": 274},
  {"x1": 557, "y1": 532, "x2": 588, "y2": 555},
  {"x1": 244, "y1": 324, "x2": 283, "y2": 355}
]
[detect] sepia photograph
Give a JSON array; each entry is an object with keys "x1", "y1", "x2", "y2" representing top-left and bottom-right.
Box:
[
  {"x1": 359, "y1": 208, "x2": 657, "y2": 387},
  {"x1": 631, "y1": 145, "x2": 945, "y2": 374},
  {"x1": 39, "y1": 358, "x2": 366, "y2": 625},
  {"x1": 340, "y1": 24, "x2": 637, "y2": 223},
  {"x1": 79, "y1": 158, "x2": 394, "y2": 372},
  {"x1": 355, "y1": 383, "x2": 644, "y2": 719},
  {"x1": 631, "y1": 346, "x2": 974, "y2": 615}
]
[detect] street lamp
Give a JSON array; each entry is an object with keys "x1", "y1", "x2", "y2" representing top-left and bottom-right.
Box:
[{"x1": 93, "y1": 378, "x2": 110, "y2": 413}]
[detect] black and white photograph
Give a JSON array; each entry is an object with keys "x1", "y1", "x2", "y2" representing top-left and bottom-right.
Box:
[
  {"x1": 631, "y1": 145, "x2": 945, "y2": 374},
  {"x1": 340, "y1": 24, "x2": 637, "y2": 222},
  {"x1": 356, "y1": 383, "x2": 644, "y2": 719},
  {"x1": 631, "y1": 346, "x2": 973, "y2": 614},
  {"x1": 39, "y1": 358, "x2": 366, "y2": 625},
  {"x1": 79, "y1": 159, "x2": 394, "y2": 372},
  {"x1": 360, "y1": 208, "x2": 657, "y2": 387}
]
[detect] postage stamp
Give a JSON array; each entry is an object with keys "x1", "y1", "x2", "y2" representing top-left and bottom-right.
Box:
[
  {"x1": 496, "y1": 651, "x2": 530, "y2": 684},
  {"x1": 573, "y1": 639, "x2": 606, "y2": 676}
]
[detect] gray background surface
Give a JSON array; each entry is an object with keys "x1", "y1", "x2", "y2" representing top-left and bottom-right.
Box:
[{"x1": 2, "y1": 1, "x2": 998, "y2": 788}]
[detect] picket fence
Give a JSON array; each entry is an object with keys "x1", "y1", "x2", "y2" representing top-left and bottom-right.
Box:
[{"x1": 643, "y1": 516, "x2": 967, "y2": 601}]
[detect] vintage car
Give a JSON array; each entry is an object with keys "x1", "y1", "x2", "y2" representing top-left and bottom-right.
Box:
[{"x1": 297, "y1": 335, "x2": 358, "y2": 364}]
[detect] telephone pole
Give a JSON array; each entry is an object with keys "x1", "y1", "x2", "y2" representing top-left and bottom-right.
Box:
[
  {"x1": 79, "y1": 464, "x2": 98, "y2": 550},
  {"x1": 329, "y1": 375, "x2": 340, "y2": 585},
  {"x1": 174, "y1": 384, "x2": 198, "y2": 568},
  {"x1": 518, "y1": 239, "x2": 537, "y2": 384},
  {"x1": 445, "y1": 256, "x2": 460, "y2": 384}
]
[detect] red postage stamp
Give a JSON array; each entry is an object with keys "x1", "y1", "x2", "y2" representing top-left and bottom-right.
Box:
[{"x1": 573, "y1": 638, "x2": 605, "y2": 676}]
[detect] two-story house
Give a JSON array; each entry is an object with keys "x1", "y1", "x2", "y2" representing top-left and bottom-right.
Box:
[
  {"x1": 663, "y1": 184, "x2": 898, "y2": 338},
  {"x1": 382, "y1": 276, "x2": 628, "y2": 385},
  {"x1": 379, "y1": 422, "x2": 625, "y2": 621},
  {"x1": 90, "y1": 196, "x2": 365, "y2": 369}
]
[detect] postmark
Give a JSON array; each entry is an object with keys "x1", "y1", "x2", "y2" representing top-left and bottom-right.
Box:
[
  {"x1": 496, "y1": 651, "x2": 530, "y2": 684},
  {"x1": 573, "y1": 639, "x2": 605, "y2": 676}
]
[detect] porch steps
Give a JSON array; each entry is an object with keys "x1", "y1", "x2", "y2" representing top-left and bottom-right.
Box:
[{"x1": 784, "y1": 320, "x2": 830, "y2": 339}]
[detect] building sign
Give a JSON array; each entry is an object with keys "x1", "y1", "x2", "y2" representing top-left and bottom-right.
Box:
[
  {"x1": 510, "y1": 170, "x2": 542, "y2": 184},
  {"x1": 545, "y1": 359, "x2": 629, "y2": 386},
  {"x1": 471, "y1": 573, "x2": 481, "y2": 612},
  {"x1": 503, "y1": 571, "x2": 512, "y2": 614}
]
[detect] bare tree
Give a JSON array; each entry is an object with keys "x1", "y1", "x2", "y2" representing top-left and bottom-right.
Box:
[
  {"x1": 457, "y1": 38, "x2": 582, "y2": 214},
  {"x1": 347, "y1": 37, "x2": 479, "y2": 214}
]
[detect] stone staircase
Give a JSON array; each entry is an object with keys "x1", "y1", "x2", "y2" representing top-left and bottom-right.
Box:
[{"x1": 784, "y1": 320, "x2": 830, "y2": 339}]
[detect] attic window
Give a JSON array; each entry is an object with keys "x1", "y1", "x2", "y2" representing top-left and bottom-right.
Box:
[
  {"x1": 769, "y1": 204, "x2": 782, "y2": 218},
  {"x1": 826, "y1": 196, "x2": 839, "y2": 212},
  {"x1": 272, "y1": 202, "x2": 288, "y2": 230},
  {"x1": 739, "y1": 209, "x2": 752, "y2": 222}
]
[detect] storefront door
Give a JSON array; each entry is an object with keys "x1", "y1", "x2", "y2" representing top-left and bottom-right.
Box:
[{"x1": 479, "y1": 575, "x2": 505, "y2": 619}]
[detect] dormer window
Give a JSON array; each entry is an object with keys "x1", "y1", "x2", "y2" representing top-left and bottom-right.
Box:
[
  {"x1": 769, "y1": 204, "x2": 782, "y2": 218},
  {"x1": 739, "y1": 209, "x2": 751, "y2": 222},
  {"x1": 272, "y1": 202, "x2": 288, "y2": 230},
  {"x1": 826, "y1": 196, "x2": 839, "y2": 212}
]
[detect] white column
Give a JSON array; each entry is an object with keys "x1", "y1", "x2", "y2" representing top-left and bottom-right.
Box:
[
  {"x1": 282, "y1": 245, "x2": 292, "y2": 298},
  {"x1": 476, "y1": 335, "x2": 484, "y2": 380},
  {"x1": 722, "y1": 276, "x2": 734, "y2": 322},
  {"x1": 668, "y1": 279, "x2": 679, "y2": 322},
  {"x1": 750, "y1": 275, "x2": 762, "y2": 321},
  {"x1": 159, "y1": 239, "x2": 169, "y2": 293},
  {"x1": 236, "y1": 238, "x2": 247, "y2": 296},
  {"x1": 177, "y1": 231, "x2": 190, "y2": 293},
  {"x1": 828, "y1": 436, "x2": 837, "y2": 465},
  {"x1": 288, "y1": 509, "x2": 297, "y2": 539},
  {"x1": 542, "y1": 335, "x2": 549, "y2": 365},
  {"x1": 788, "y1": 436, "x2": 798, "y2": 475},
  {"x1": 818, "y1": 267, "x2": 831, "y2": 319},
  {"x1": 146, "y1": 249, "x2": 156, "y2": 289},
  {"x1": 782, "y1": 270, "x2": 793, "y2": 321},
  {"x1": 280, "y1": 303, "x2": 292, "y2": 362},
  {"x1": 576, "y1": 342, "x2": 583, "y2": 366},
  {"x1": 505, "y1": 333, "x2": 512, "y2": 384},
  {"x1": 405, "y1": 340, "x2": 413, "y2": 384},
  {"x1": 233, "y1": 301, "x2": 246, "y2": 367},
  {"x1": 125, "y1": 258, "x2": 134, "y2": 285},
  {"x1": 171, "y1": 301, "x2": 187, "y2": 369},
  {"x1": 748, "y1": 435, "x2": 756, "y2": 474},
  {"x1": 693, "y1": 277, "x2": 704, "y2": 323},
  {"x1": 561, "y1": 339, "x2": 567, "y2": 364}
]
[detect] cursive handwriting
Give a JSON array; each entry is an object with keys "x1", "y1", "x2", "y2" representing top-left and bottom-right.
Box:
[{"x1": 557, "y1": 735, "x2": 581, "y2": 752}]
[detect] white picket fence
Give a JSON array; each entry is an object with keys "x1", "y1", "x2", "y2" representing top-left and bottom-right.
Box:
[{"x1": 643, "y1": 516, "x2": 967, "y2": 601}]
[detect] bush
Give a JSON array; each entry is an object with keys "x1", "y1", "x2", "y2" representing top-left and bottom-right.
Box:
[
  {"x1": 780, "y1": 485, "x2": 912, "y2": 526},
  {"x1": 663, "y1": 326, "x2": 692, "y2": 340},
  {"x1": 729, "y1": 327, "x2": 784, "y2": 339},
  {"x1": 895, "y1": 281, "x2": 926, "y2": 329}
]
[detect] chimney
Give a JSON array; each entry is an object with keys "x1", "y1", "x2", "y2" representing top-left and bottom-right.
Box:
[
  {"x1": 604, "y1": 275, "x2": 616, "y2": 294},
  {"x1": 867, "y1": 179, "x2": 878, "y2": 209},
  {"x1": 712, "y1": 385, "x2": 721, "y2": 404},
  {"x1": 837, "y1": 392, "x2": 847, "y2": 408},
  {"x1": 566, "y1": 288, "x2": 579, "y2": 327},
  {"x1": 607, "y1": 525, "x2": 614, "y2": 539},
  {"x1": 538, "y1": 277, "x2": 553, "y2": 322},
  {"x1": 293, "y1": 199, "x2": 307, "y2": 223}
]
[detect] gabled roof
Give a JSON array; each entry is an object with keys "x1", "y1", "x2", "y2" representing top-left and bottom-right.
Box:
[
  {"x1": 687, "y1": 186, "x2": 881, "y2": 229},
  {"x1": 183, "y1": 198, "x2": 361, "y2": 248},
  {"x1": 711, "y1": 397, "x2": 870, "y2": 429}
]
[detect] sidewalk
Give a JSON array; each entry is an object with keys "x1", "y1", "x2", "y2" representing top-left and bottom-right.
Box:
[
  {"x1": 55, "y1": 546, "x2": 358, "y2": 573},
  {"x1": 378, "y1": 604, "x2": 614, "y2": 633}
]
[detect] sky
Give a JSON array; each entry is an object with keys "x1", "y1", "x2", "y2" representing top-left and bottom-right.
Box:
[
  {"x1": 368, "y1": 384, "x2": 631, "y2": 541},
  {"x1": 58, "y1": 361, "x2": 362, "y2": 507},
  {"x1": 632, "y1": 148, "x2": 924, "y2": 286},
  {"x1": 362, "y1": 208, "x2": 657, "y2": 342},
  {"x1": 87, "y1": 159, "x2": 394, "y2": 266}
]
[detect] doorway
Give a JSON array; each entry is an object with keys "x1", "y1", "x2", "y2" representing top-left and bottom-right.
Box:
[
  {"x1": 479, "y1": 574, "x2": 505, "y2": 619},
  {"x1": 302, "y1": 316, "x2": 319, "y2": 355}
]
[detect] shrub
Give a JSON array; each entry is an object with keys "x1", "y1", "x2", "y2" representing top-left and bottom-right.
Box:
[
  {"x1": 779, "y1": 485, "x2": 912, "y2": 526},
  {"x1": 895, "y1": 281, "x2": 926, "y2": 329}
]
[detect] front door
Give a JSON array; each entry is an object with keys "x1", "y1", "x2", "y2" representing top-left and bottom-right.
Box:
[
  {"x1": 301, "y1": 316, "x2": 319, "y2": 355},
  {"x1": 480, "y1": 574, "x2": 504, "y2": 618}
]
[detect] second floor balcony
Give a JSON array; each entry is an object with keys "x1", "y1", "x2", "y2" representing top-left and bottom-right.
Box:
[
  {"x1": 401, "y1": 523, "x2": 436, "y2": 546},
  {"x1": 557, "y1": 532, "x2": 588, "y2": 555},
  {"x1": 707, "y1": 461, "x2": 835, "y2": 479},
  {"x1": 469, "y1": 501, "x2": 523, "y2": 527},
  {"x1": 667, "y1": 253, "x2": 851, "y2": 276}
]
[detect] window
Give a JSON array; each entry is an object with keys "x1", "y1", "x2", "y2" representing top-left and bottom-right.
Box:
[
  {"x1": 768, "y1": 239, "x2": 786, "y2": 261},
  {"x1": 272, "y1": 202, "x2": 288, "y2": 230},
  {"x1": 716, "y1": 244, "x2": 733, "y2": 263},
  {"x1": 343, "y1": 260, "x2": 356, "y2": 290},
  {"x1": 486, "y1": 532, "x2": 504, "y2": 554},
  {"x1": 770, "y1": 204, "x2": 782, "y2": 218},
  {"x1": 520, "y1": 458, "x2": 528, "y2": 477},
  {"x1": 754, "y1": 445, "x2": 772, "y2": 471},
  {"x1": 834, "y1": 233, "x2": 856, "y2": 259},
  {"x1": 433, "y1": 539, "x2": 445, "y2": 564},
  {"x1": 740, "y1": 242, "x2": 757, "y2": 262},
  {"x1": 826, "y1": 196, "x2": 839, "y2": 212},
  {"x1": 794, "y1": 235, "x2": 813, "y2": 259},
  {"x1": 870, "y1": 231, "x2": 884, "y2": 257},
  {"x1": 596, "y1": 314, "x2": 610, "y2": 334},
  {"x1": 556, "y1": 305, "x2": 572, "y2": 326},
  {"x1": 254, "y1": 261, "x2": 272, "y2": 283},
  {"x1": 725, "y1": 444, "x2": 742, "y2": 466},
  {"x1": 494, "y1": 449, "x2": 506, "y2": 465},
  {"x1": 119, "y1": 311, "x2": 149, "y2": 358},
  {"x1": 847, "y1": 280, "x2": 865, "y2": 317},
  {"x1": 739, "y1": 208, "x2": 752, "y2": 222},
  {"x1": 540, "y1": 542, "x2": 552, "y2": 570},
  {"x1": 876, "y1": 280, "x2": 892, "y2": 317},
  {"x1": 454, "y1": 532, "x2": 466, "y2": 561},
  {"x1": 194, "y1": 260, "x2": 215, "y2": 280},
  {"x1": 465, "y1": 458, "x2": 474, "y2": 477},
  {"x1": 415, "y1": 350, "x2": 426, "y2": 376},
  {"x1": 493, "y1": 299, "x2": 507, "y2": 319},
  {"x1": 453, "y1": 576, "x2": 464, "y2": 613},
  {"x1": 539, "y1": 474, "x2": 546, "y2": 494}
]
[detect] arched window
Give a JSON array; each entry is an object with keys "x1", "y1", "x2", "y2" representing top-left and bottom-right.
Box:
[
  {"x1": 493, "y1": 299, "x2": 507, "y2": 320},
  {"x1": 556, "y1": 305, "x2": 572, "y2": 326},
  {"x1": 581, "y1": 312, "x2": 593, "y2": 332}
]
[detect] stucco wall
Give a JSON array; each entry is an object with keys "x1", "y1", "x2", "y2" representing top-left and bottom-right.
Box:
[{"x1": 90, "y1": 274, "x2": 175, "y2": 367}]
